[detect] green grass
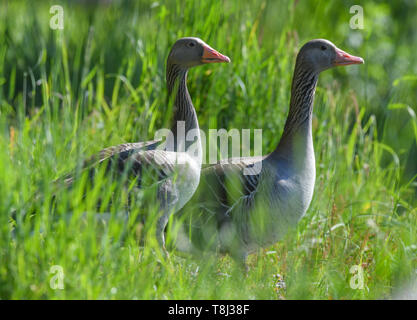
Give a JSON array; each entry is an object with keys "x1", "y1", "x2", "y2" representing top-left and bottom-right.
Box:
[{"x1": 1, "y1": 0, "x2": 417, "y2": 299}]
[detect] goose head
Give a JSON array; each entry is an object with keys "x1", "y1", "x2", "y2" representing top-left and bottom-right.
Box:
[
  {"x1": 297, "y1": 39, "x2": 364, "y2": 73},
  {"x1": 168, "y1": 37, "x2": 230, "y2": 68}
]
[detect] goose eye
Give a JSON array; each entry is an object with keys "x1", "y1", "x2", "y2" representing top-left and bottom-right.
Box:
[
  {"x1": 321, "y1": 45, "x2": 327, "y2": 51},
  {"x1": 188, "y1": 42, "x2": 196, "y2": 48}
]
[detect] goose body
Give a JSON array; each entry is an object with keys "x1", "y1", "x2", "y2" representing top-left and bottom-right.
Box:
[
  {"x1": 177, "y1": 39, "x2": 363, "y2": 263},
  {"x1": 63, "y1": 38, "x2": 230, "y2": 253}
]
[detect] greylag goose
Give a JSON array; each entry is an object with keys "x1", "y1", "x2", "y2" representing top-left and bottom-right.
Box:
[
  {"x1": 177, "y1": 39, "x2": 363, "y2": 265},
  {"x1": 63, "y1": 37, "x2": 230, "y2": 254}
]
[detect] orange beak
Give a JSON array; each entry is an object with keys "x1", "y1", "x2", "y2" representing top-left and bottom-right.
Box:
[
  {"x1": 201, "y1": 44, "x2": 231, "y2": 64},
  {"x1": 334, "y1": 47, "x2": 364, "y2": 66}
]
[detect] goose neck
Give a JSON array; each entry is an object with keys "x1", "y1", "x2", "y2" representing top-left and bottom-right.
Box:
[{"x1": 274, "y1": 63, "x2": 318, "y2": 158}]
